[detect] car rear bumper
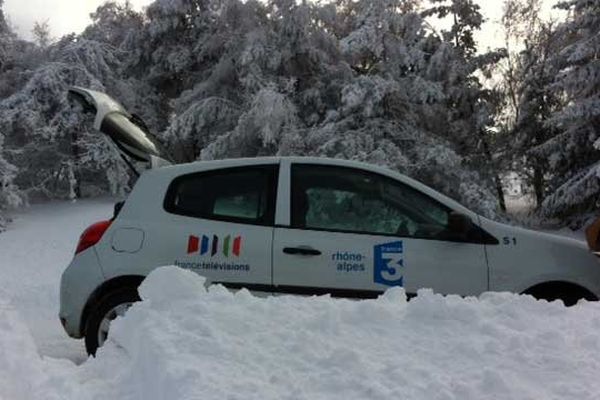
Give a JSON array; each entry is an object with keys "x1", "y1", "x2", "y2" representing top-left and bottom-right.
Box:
[{"x1": 59, "y1": 247, "x2": 106, "y2": 338}]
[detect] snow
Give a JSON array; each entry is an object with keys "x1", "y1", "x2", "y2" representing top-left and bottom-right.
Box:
[
  {"x1": 0, "y1": 198, "x2": 115, "y2": 363},
  {"x1": 109, "y1": 267, "x2": 600, "y2": 400},
  {"x1": 1, "y1": 200, "x2": 600, "y2": 399}
]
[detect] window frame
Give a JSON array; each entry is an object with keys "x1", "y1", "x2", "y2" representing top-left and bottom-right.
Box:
[
  {"x1": 163, "y1": 164, "x2": 279, "y2": 227},
  {"x1": 289, "y1": 163, "x2": 496, "y2": 244}
]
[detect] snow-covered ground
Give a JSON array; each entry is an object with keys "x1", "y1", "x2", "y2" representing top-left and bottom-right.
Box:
[
  {"x1": 0, "y1": 199, "x2": 115, "y2": 363},
  {"x1": 1, "y1": 200, "x2": 600, "y2": 399}
]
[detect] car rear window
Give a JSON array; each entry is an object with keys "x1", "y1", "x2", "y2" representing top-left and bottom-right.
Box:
[{"x1": 164, "y1": 165, "x2": 278, "y2": 226}]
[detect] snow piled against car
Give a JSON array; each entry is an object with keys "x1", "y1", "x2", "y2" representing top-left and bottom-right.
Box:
[{"x1": 3, "y1": 266, "x2": 600, "y2": 400}]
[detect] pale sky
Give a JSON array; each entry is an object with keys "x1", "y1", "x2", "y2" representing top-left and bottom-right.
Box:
[
  {"x1": 4, "y1": 0, "x2": 561, "y2": 50},
  {"x1": 4, "y1": 0, "x2": 153, "y2": 40}
]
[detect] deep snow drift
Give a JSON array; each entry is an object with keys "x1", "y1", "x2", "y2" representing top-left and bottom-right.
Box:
[{"x1": 3, "y1": 266, "x2": 600, "y2": 400}]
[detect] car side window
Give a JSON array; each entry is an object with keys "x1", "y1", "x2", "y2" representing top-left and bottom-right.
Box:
[
  {"x1": 165, "y1": 165, "x2": 278, "y2": 226},
  {"x1": 291, "y1": 164, "x2": 451, "y2": 239}
]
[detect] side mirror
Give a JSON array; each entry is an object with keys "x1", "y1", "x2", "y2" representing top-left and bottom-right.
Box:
[{"x1": 447, "y1": 212, "x2": 474, "y2": 239}]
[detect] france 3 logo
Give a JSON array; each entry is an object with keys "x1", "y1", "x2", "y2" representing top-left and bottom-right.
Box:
[
  {"x1": 187, "y1": 234, "x2": 242, "y2": 257},
  {"x1": 374, "y1": 241, "x2": 404, "y2": 286}
]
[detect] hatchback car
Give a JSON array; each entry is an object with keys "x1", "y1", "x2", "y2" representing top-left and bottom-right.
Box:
[{"x1": 61, "y1": 87, "x2": 600, "y2": 355}]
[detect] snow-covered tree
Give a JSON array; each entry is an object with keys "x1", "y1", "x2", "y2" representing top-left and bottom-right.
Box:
[
  {"x1": 0, "y1": 132, "x2": 18, "y2": 229},
  {"x1": 195, "y1": 0, "x2": 503, "y2": 216},
  {"x1": 0, "y1": 0, "x2": 509, "y2": 224},
  {"x1": 533, "y1": 0, "x2": 600, "y2": 222},
  {"x1": 0, "y1": 0, "x2": 19, "y2": 229},
  {"x1": 0, "y1": 0, "x2": 164, "y2": 208},
  {"x1": 424, "y1": 0, "x2": 483, "y2": 57},
  {"x1": 0, "y1": 37, "x2": 131, "y2": 202},
  {"x1": 32, "y1": 20, "x2": 52, "y2": 48},
  {"x1": 0, "y1": 0, "x2": 8, "y2": 57},
  {"x1": 424, "y1": 0, "x2": 507, "y2": 210},
  {"x1": 511, "y1": 30, "x2": 561, "y2": 208},
  {"x1": 496, "y1": 0, "x2": 561, "y2": 209},
  {"x1": 81, "y1": 1, "x2": 143, "y2": 48}
]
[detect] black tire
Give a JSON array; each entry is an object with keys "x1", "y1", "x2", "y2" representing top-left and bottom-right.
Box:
[{"x1": 84, "y1": 287, "x2": 140, "y2": 356}]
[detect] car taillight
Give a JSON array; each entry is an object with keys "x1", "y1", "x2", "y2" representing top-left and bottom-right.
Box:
[{"x1": 75, "y1": 220, "x2": 112, "y2": 255}]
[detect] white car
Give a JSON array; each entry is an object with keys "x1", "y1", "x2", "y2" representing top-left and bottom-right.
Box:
[{"x1": 61, "y1": 88, "x2": 600, "y2": 355}]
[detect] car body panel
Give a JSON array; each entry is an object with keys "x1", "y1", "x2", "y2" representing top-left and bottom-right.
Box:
[
  {"x1": 59, "y1": 247, "x2": 106, "y2": 338},
  {"x1": 272, "y1": 228, "x2": 489, "y2": 296},
  {"x1": 481, "y1": 217, "x2": 600, "y2": 295}
]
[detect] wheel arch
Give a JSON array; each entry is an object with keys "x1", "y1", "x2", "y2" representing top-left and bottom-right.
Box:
[
  {"x1": 521, "y1": 280, "x2": 598, "y2": 305},
  {"x1": 80, "y1": 274, "x2": 146, "y2": 336}
]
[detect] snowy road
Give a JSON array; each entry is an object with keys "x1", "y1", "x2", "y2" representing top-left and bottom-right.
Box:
[{"x1": 0, "y1": 199, "x2": 115, "y2": 363}]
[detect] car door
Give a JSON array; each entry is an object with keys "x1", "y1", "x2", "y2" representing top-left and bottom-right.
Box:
[
  {"x1": 155, "y1": 164, "x2": 279, "y2": 288},
  {"x1": 272, "y1": 162, "x2": 489, "y2": 297}
]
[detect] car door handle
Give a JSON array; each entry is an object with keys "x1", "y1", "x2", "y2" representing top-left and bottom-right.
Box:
[{"x1": 283, "y1": 247, "x2": 322, "y2": 256}]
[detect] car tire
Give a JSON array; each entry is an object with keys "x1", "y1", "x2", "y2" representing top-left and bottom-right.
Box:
[{"x1": 84, "y1": 287, "x2": 140, "y2": 356}]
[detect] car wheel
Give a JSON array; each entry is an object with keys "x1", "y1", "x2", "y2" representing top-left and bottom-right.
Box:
[{"x1": 84, "y1": 288, "x2": 140, "y2": 356}]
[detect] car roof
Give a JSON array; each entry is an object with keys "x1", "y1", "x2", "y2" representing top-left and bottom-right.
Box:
[
  {"x1": 158, "y1": 156, "x2": 408, "y2": 180},
  {"x1": 160, "y1": 156, "x2": 395, "y2": 170}
]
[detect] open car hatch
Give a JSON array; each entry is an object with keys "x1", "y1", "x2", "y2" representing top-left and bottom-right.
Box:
[{"x1": 68, "y1": 86, "x2": 172, "y2": 169}]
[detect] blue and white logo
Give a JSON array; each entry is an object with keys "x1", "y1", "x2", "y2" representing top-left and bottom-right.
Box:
[{"x1": 374, "y1": 241, "x2": 404, "y2": 286}]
